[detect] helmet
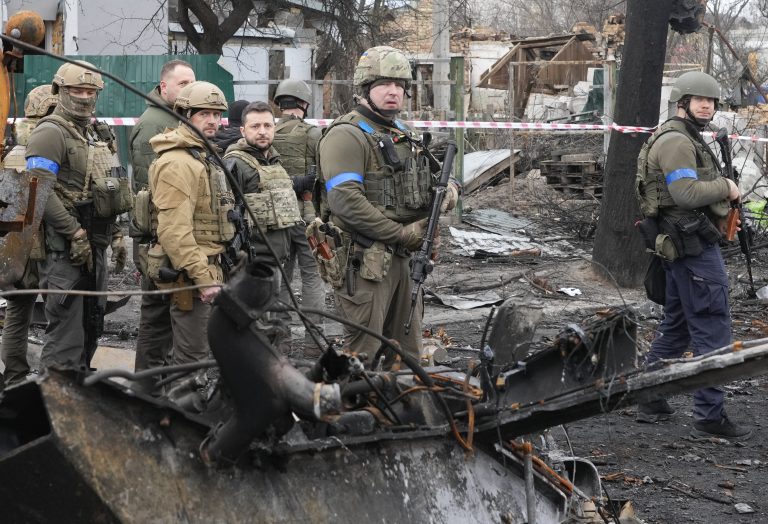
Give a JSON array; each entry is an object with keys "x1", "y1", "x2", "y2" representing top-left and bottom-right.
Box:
[
  {"x1": 353, "y1": 46, "x2": 412, "y2": 88},
  {"x1": 174, "y1": 81, "x2": 228, "y2": 113},
  {"x1": 274, "y1": 79, "x2": 312, "y2": 105},
  {"x1": 52, "y1": 61, "x2": 103, "y2": 119},
  {"x1": 669, "y1": 71, "x2": 720, "y2": 103},
  {"x1": 51, "y1": 61, "x2": 104, "y2": 95},
  {"x1": 24, "y1": 84, "x2": 57, "y2": 118}
]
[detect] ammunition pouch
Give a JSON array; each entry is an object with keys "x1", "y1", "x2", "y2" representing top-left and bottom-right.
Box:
[
  {"x1": 91, "y1": 176, "x2": 133, "y2": 218},
  {"x1": 654, "y1": 213, "x2": 722, "y2": 262},
  {"x1": 244, "y1": 188, "x2": 301, "y2": 230},
  {"x1": 131, "y1": 188, "x2": 154, "y2": 238},
  {"x1": 147, "y1": 243, "x2": 173, "y2": 283},
  {"x1": 358, "y1": 240, "x2": 392, "y2": 282}
]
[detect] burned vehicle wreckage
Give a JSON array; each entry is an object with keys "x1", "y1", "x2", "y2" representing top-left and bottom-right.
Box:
[{"x1": 3, "y1": 260, "x2": 768, "y2": 523}]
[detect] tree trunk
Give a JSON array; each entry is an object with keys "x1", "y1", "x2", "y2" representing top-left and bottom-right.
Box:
[{"x1": 592, "y1": 0, "x2": 673, "y2": 287}]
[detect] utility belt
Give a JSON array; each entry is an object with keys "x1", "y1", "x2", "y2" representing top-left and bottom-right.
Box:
[
  {"x1": 637, "y1": 212, "x2": 721, "y2": 262},
  {"x1": 305, "y1": 219, "x2": 398, "y2": 291},
  {"x1": 140, "y1": 242, "x2": 220, "y2": 305}
]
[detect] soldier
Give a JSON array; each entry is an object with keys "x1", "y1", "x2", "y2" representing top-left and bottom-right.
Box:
[
  {"x1": 148, "y1": 81, "x2": 234, "y2": 366},
  {"x1": 316, "y1": 46, "x2": 458, "y2": 365},
  {"x1": 129, "y1": 59, "x2": 195, "y2": 391},
  {"x1": 272, "y1": 80, "x2": 326, "y2": 342},
  {"x1": 1, "y1": 85, "x2": 58, "y2": 386},
  {"x1": 223, "y1": 101, "x2": 304, "y2": 349},
  {"x1": 635, "y1": 71, "x2": 750, "y2": 440},
  {"x1": 26, "y1": 62, "x2": 131, "y2": 369}
]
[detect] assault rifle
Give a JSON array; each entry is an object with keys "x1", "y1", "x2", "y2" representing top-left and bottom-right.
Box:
[
  {"x1": 715, "y1": 128, "x2": 755, "y2": 297},
  {"x1": 405, "y1": 141, "x2": 458, "y2": 334},
  {"x1": 222, "y1": 160, "x2": 256, "y2": 275},
  {"x1": 72, "y1": 200, "x2": 104, "y2": 368}
]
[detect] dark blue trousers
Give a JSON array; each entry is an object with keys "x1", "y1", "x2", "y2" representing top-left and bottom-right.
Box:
[{"x1": 647, "y1": 244, "x2": 730, "y2": 422}]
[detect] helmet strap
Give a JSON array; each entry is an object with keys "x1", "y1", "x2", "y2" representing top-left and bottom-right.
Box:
[
  {"x1": 363, "y1": 85, "x2": 399, "y2": 118},
  {"x1": 679, "y1": 96, "x2": 715, "y2": 129}
]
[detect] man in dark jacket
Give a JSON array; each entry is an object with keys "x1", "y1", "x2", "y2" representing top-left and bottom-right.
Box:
[
  {"x1": 212, "y1": 99, "x2": 249, "y2": 151},
  {"x1": 129, "y1": 59, "x2": 194, "y2": 393},
  {"x1": 129, "y1": 60, "x2": 195, "y2": 192}
]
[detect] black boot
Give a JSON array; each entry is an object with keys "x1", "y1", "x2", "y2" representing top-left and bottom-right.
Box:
[
  {"x1": 636, "y1": 399, "x2": 676, "y2": 423},
  {"x1": 692, "y1": 412, "x2": 752, "y2": 441}
]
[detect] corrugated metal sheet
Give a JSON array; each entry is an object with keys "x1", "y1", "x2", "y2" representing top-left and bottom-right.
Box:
[{"x1": 12, "y1": 55, "x2": 234, "y2": 118}]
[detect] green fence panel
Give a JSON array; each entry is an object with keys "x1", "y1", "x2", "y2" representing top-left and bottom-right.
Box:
[{"x1": 13, "y1": 55, "x2": 234, "y2": 118}]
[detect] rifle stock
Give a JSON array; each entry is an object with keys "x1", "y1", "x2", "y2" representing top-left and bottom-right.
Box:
[{"x1": 405, "y1": 141, "x2": 458, "y2": 334}]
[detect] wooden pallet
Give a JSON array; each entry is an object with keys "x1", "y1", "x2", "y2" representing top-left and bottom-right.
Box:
[{"x1": 540, "y1": 160, "x2": 603, "y2": 198}]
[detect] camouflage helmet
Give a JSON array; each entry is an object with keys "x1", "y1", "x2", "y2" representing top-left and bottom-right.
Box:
[
  {"x1": 353, "y1": 46, "x2": 412, "y2": 88},
  {"x1": 669, "y1": 71, "x2": 720, "y2": 103},
  {"x1": 51, "y1": 61, "x2": 104, "y2": 95},
  {"x1": 24, "y1": 84, "x2": 57, "y2": 118},
  {"x1": 274, "y1": 79, "x2": 312, "y2": 105},
  {"x1": 174, "y1": 81, "x2": 228, "y2": 112}
]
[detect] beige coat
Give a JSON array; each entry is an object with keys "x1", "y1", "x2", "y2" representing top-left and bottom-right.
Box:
[{"x1": 149, "y1": 125, "x2": 224, "y2": 287}]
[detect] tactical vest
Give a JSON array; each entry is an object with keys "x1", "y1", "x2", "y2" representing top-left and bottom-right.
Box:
[
  {"x1": 320, "y1": 111, "x2": 434, "y2": 224},
  {"x1": 636, "y1": 119, "x2": 729, "y2": 219},
  {"x1": 14, "y1": 118, "x2": 39, "y2": 147},
  {"x1": 36, "y1": 115, "x2": 131, "y2": 218},
  {"x1": 224, "y1": 149, "x2": 301, "y2": 230},
  {"x1": 149, "y1": 148, "x2": 236, "y2": 244},
  {"x1": 274, "y1": 118, "x2": 317, "y2": 178},
  {"x1": 4, "y1": 144, "x2": 27, "y2": 170}
]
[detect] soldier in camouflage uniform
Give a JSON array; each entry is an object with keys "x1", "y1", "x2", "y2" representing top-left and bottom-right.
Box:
[
  {"x1": 272, "y1": 80, "x2": 326, "y2": 341},
  {"x1": 129, "y1": 59, "x2": 195, "y2": 392},
  {"x1": 317, "y1": 46, "x2": 458, "y2": 364},
  {"x1": 224, "y1": 101, "x2": 304, "y2": 348},
  {"x1": 26, "y1": 62, "x2": 131, "y2": 369},
  {"x1": 1, "y1": 85, "x2": 57, "y2": 386}
]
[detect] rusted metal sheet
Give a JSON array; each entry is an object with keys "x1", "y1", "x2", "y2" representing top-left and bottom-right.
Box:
[{"x1": 0, "y1": 169, "x2": 55, "y2": 288}]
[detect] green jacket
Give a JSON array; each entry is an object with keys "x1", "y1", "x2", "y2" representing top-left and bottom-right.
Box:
[{"x1": 129, "y1": 86, "x2": 180, "y2": 192}]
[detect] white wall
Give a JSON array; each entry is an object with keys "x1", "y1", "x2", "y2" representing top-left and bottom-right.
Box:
[
  {"x1": 76, "y1": 0, "x2": 169, "y2": 55},
  {"x1": 468, "y1": 42, "x2": 510, "y2": 113},
  {"x1": 219, "y1": 45, "x2": 270, "y2": 103}
]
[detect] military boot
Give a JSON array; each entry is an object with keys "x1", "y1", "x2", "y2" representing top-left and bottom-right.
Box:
[
  {"x1": 691, "y1": 412, "x2": 752, "y2": 441},
  {"x1": 636, "y1": 399, "x2": 676, "y2": 423}
]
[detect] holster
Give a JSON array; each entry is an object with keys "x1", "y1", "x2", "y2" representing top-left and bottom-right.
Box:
[{"x1": 172, "y1": 275, "x2": 194, "y2": 312}]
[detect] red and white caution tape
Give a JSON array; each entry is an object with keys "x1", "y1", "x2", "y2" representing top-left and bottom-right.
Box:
[{"x1": 8, "y1": 117, "x2": 768, "y2": 144}]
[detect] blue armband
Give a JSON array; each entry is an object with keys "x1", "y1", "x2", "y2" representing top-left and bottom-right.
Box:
[
  {"x1": 326, "y1": 172, "x2": 364, "y2": 192},
  {"x1": 26, "y1": 156, "x2": 60, "y2": 175},
  {"x1": 665, "y1": 168, "x2": 697, "y2": 185}
]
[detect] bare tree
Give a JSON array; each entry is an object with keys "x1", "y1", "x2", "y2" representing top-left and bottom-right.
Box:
[
  {"x1": 468, "y1": 0, "x2": 625, "y2": 36},
  {"x1": 177, "y1": 0, "x2": 254, "y2": 55}
]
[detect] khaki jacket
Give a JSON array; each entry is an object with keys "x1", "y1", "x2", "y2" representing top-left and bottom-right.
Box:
[{"x1": 149, "y1": 125, "x2": 224, "y2": 287}]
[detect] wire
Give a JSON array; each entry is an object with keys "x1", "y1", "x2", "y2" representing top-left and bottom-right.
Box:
[
  {"x1": 83, "y1": 360, "x2": 218, "y2": 386},
  {"x1": 301, "y1": 306, "x2": 473, "y2": 451}
]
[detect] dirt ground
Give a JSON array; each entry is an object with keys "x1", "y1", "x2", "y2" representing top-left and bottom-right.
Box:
[
  {"x1": 435, "y1": 177, "x2": 768, "y2": 524},
  {"x1": 12, "y1": 170, "x2": 768, "y2": 523}
]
